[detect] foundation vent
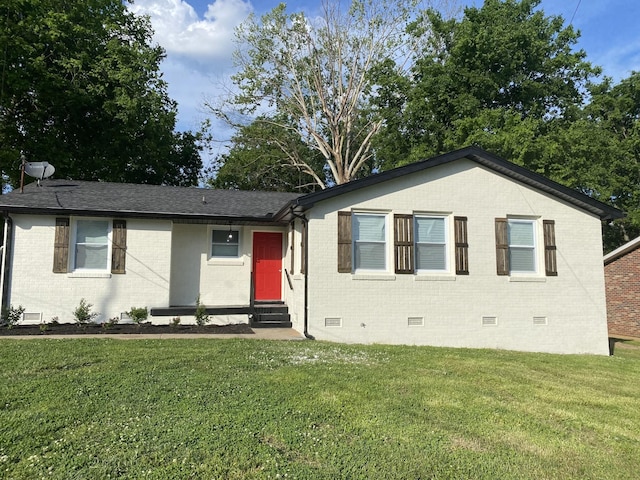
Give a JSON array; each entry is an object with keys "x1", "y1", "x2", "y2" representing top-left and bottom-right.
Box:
[
  {"x1": 324, "y1": 317, "x2": 342, "y2": 327},
  {"x1": 533, "y1": 316, "x2": 548, "y2": 325},
  {"x1": 482, "y1": 316, "x2": 498, "y2": 326},
  {"x1": 408, "y1": 316, "x2": 424, "y2": 327},
  {"x1": 22, "y1": 312, "x2": 42, "y2": 323}
]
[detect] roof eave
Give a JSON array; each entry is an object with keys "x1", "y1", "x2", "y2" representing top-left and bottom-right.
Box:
[
  {"x1": 604, "y1": 236, "x2": 640, "y2": 264},
  {"x1": 289, "y1": 146, "x2": 624, "y2": 221},
  {"x1": 1, "y1": 206, "x2": 285, "y2": 225}
]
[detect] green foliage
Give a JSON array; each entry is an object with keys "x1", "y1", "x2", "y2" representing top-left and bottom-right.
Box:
[
  {"x1": 0, "y1": 0, "x2": 204, "y2": 188},
  {"x1": 128, "y1": 306, "x2": 148, "y2": 325},
  {"x1": 370, "y1": 0, "x2": 640, "y2": 251},
  {"x1": 72, "y1": 298, "x2": 98, "y2": 325},
  {"x1": 102, "y1": 317, "x2": 119, "y2": 330},
  {"x1": 194, "y1": 295, "x2": 210, "y2": 326},
  {"x1": 0, "y1": 304, "x2": 25, "y2": 329},
  {"x1": 209, "y1": 116, "x2": 324, "y2": 192},
  {"x1": 0, "y1": 340, "x2": 639, "y2": 478},
  {"x1": 170, "y1": 316, "x2": 181, "y2": 327},
  {"x1": 373, "y1": 0, "x2": 599, "y2": 169}
]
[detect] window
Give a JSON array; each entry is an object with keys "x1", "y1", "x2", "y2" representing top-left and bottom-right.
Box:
[
  {"x1": 53, "y1": 218, "x2": 126, "y2": 274},
  {"x1": 393, "y1": 214, "x2": 467, "y2": 275},
  {"x1": 508, "y1": 219, "x2": 536, "y2": 273},
  {"x1": 74, "y1": 220, "x2": 109, "y2": 270},
  {"x1": 353, "y1": 213, "x2": 386, "y2": 271},
  {"x1": 495, "y1": 218, "x2": 556, "y2": 276},
  {"x1": 212, "y1": 229, "x2": 240, "y2": 257},
  {"x1": 415, "y1": 216, "x2": 447, "y2": 271}
]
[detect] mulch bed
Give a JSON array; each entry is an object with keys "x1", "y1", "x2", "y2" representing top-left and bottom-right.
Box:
[{"x1": 0, "y1": 322, "x2": 254, "y2": 336}]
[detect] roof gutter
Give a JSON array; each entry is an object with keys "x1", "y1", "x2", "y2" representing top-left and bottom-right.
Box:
[{"x1": 0, "y1": 207, "x2": 288, "y2": 225}]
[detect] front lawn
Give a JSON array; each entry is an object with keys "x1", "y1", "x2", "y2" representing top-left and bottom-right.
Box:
[{"x1": 1, "y1": 339, "x2": 639, "y2": 479}]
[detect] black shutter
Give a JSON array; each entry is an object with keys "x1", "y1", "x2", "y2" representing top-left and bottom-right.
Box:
[
  {"x1": 454, "y1": 216, "x2": 469, "y2": 275},
  {"x1": 111, "y1": 220, "x2": 127, "y2": 274},
  {"x1": 53, "y1": 218, "x2": 70, "y2": 273},
  {"x1": 495, "y1": 218, "x2": 509, "y2": 275},
  {"x1": 337, "y1": 211, "x2": 352, "y2": 273},
  {"x1": 394, "y1": 214, "x2": 414, "y2": 274},
  {"x1": 543, "y1": 220, "x2": 557, "y2": 276}
]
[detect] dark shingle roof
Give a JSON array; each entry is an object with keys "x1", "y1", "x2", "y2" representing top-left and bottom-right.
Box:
[
  {"x1": 0, "y1": 180, "x2": 301, "y2": 222},
  {"x1": 1, "y1": 147, "x2": 624, "y2": 223},
  {"x1": 281, "y1": 146, "x2": 624, "y2": 221}
]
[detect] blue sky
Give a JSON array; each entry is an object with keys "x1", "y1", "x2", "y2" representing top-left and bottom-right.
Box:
[{"x1": 128, "y1": 0, "x2": 640, "y2": 138}]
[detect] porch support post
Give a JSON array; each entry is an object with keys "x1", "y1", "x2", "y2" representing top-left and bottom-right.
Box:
[{"x1": 291, "y1": 208, "x2": 313, "y2": 340}]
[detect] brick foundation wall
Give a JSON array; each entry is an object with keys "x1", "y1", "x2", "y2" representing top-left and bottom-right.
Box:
[{"x1": 605, "y1": 247, "x2": 640, "y2": 339}]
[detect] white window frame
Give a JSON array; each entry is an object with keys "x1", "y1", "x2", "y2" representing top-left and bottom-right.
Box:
[
  {"x1": 507, "y1": 218, "x2": 537, "y2": 275},
  {"x1": 352, "y1": 212, "x2": 388, "y2": 272},
  {"x1": 70, "y1": 218, "x2": 112, "y2": 273},
  {"x1": 211, "y1": 227, "x2": 241, "y2": 258},
  {"x1": 414, "y1": 215, "x2": 449, "y2": 273}
]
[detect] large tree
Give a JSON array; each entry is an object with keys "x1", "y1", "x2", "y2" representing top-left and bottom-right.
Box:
[
  {"x1": 0, "y1": 0, "x2": 203, "y2": 189},
  {"x1": 211, "y1": 0, "x2": 457, "y2": 189},
  {"x1": 372, "y1": 0, "x2": 599, "y2": 170},
  {"x1": 371, "y1": 0, "x2": 640, "y2": 252},
  {"x1": 559, "y1": 73, "x2": 640, "y2": 249}
]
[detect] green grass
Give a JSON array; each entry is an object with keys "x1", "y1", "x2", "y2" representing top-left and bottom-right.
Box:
[{"x1": 0, "y1": 338, "x2": 639, "y2": 479}]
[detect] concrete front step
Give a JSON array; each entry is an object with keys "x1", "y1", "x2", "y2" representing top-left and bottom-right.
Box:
[
  {"x1": 251, "y1": 302, "x2": 291, "y2": 328},
  {"x1": 252, "y1": 321, "x2": 293, "y2": 329}
]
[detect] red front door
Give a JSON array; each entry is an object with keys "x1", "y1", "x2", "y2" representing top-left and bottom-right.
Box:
[{"x1": 253, "y1": 232, "x2": 283, "y2": 301}]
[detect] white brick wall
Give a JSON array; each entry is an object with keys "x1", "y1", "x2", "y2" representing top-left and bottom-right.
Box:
[
  {"x1": 170, "y1": 223, "x2": 289, "y2": 308},
  {"x1": 294, "y1": 159, "x2": 609, "y2": 354},
  {"x1": 9, "y1": 215, "x2": 172, "y2": 323}
]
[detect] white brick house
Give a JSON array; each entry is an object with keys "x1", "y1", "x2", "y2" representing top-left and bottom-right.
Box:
[{"x1": 0, "y1": 147, "x2": 622, "y2": 354}]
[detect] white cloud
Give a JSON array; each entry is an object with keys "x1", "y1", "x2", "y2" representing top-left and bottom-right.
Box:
[
  {"x1": 127, "y1": 0, "x2": 255, "y2": 133},
  {"x1": 129, "y1": 0, "x2": 252, "y2": 63}
]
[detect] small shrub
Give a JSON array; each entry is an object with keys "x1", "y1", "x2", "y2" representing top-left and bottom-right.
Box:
[
  {"x1": 73, "y1": 298, "x2": 99, "y2": 325},
  {"x1": 50, "y1": 316, "x2": 59, "y2": 325},
  {"x1": 128, "y1": 307, "x2": 148, "y2": 324},
  {"x1": 170, "y1": 316, "x2": 181, "y2": 328},
  {"x1": 102, "y1": 317, "x2": 119, "y2": 330},
  {"x1": 194, "y1": 295, "x2": 210, "y2": 326},
  {"x1": 1, "y1": 305, "x2": 25, "y2": 329},
  {"x1": 39, "y1": 322, "x2": 49, "y2": 334}
]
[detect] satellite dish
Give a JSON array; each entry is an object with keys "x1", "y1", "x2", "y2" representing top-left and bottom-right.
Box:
[{"x1": 24, "y1": 162, "x2": 55, "y2": 180}]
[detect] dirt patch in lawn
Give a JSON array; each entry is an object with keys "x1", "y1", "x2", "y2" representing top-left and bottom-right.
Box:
[{"x1": 0, "y1": 322, "x2": 254, "y2": 336}]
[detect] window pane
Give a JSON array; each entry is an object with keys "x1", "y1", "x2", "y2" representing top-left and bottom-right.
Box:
[
  {"x1": 354, "y1": 215, "x2": 385, "y2": 242},
  {"x1": 213, "y1": 230, "x2": 239, "y2": 244},
  {"x1": 212, "y1": 230, "x2": 239, "y2": 257},
  {"x1": 75, "y1": 220, "x2": 108, "y2": 270},
  {"x1": 76, "y1": 244, "x2": 108, "y2": 269},
  {"x1": 212, "y1": 244, "x2": 239, "y2": 257},
  {"x1": 355, "y1": 243, "x2": 385, "y2": 270},
  {"x1": 416, "y1": 244, "x2": 446, "y2": 270},
  {"x1": 510, "y1": 247, "x2": 535, "y2": 272},
  {"x1": 77, "y1": 220, "x2": 108, "y2": 244},
  {"x1": 508, "y1": 222, "x2": 534, "y2": 246},
  {"x1": 416, "y1": 217, "x2": 445, "y2": 243}
]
